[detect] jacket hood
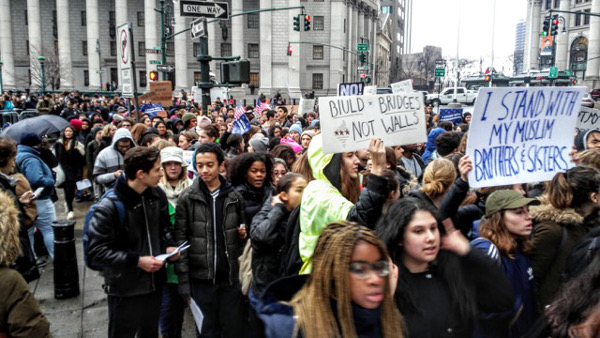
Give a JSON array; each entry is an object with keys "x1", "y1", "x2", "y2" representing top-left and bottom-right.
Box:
[
  {"x1": 307, "y1": 133, "x2": 341, "y2": 189},
  {"x1": 425, "y1": 127, "x2": 445, "y2": 152},
  {"x1": 0, "y1": 190, "x2": 21, "y2": 266},
  {"x1": 111, "y1": 128, "x2": 137, "y2": 149},
  {"x1": 17, "y1": 144, "x2": 41, "y2": 157},
  {"x1": 529, "y1": 195, "x2": 584, "y2": 225},
  {"x1": 574, "y1": 129, "x2": 599, "y2": 151}
]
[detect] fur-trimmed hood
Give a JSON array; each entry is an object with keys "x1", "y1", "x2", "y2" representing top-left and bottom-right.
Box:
[
  {"x1": 0, "y1": 190, "x2": 21, "y2": 266},
  {"x1": 529, "y1": 195, "x2": 584, "y2": 225}
]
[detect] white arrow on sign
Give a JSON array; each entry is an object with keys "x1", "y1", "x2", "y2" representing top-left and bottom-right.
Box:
[
  {"x1": 180, "y1": 1, "x2": 229, "y2": 19},
  {"x1": 190, "y1": 18, "x2": 207, "y2": 39}
]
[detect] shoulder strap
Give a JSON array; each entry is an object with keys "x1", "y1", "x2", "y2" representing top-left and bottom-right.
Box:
[{"x1": 103, "y1": 189, "x2": 126, "y2": 225}]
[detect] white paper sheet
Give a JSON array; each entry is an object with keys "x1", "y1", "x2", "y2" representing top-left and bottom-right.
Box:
[
  {"x1": 154, "y1": 241, "x2": 190, "y2": 262},
  {"x1": 190, "y1": 298, "x2": 204, "y2": 333}
]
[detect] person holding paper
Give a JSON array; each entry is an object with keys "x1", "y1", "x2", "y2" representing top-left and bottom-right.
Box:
[
  {"x1": 87, "y1": 147, "x2": 178, "y2": 338},
  {"x1": 174, "y1": 143, "x2": 247, "y2": 337}
]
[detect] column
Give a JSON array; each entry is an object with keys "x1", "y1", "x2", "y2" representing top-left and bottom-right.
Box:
[
  {"x1": 357, "y1": 3, "x2": 365, "y2": 41},
  {"x1": 144, "y1": 0, "x2": 158, "y2": 89},
  {"x1": 528, "y1": 0, "x2": 542, "y2": 70},
  {"x1": 352, "y1": 4, "x2": 359, "y2": 82},
  {"x1": 56, "y1": 0, "x2": 74, "y2": 89},
  {"x1": 346, "y1": 2, "x2": 354, "y2": 82},
  {"x1": 587, "y1": 0, "x2": 600, "y2": 79},
  {"x1": 259, "y1": 0, "x2": 272, "y2": 95},
  {"x1": 0, "y1": 0, "x2": 15, "y2": 89},
  {"x1": 555, "y1": 0, "x2": 570, "y2": 69},
  {"x1": 208, "y1": 18, "x2": 217, "y2": 77},
  {"x1": 115, "y1": 0, "x2": 128, "y2": 90},
  {"x1": 27, "y1": 0, "x2": 43, "y2": 89},
  {"x1": 231, "y1": 0, "x2": 246, "y2": 92},
  {"x1": 174, "y1": 3, "x2": 188, "y2": 90},
  {"x1": 86, "y1": 0, "x2": 101, "y2": 89},
  {"x1": 329, "y1": 1, "x2": 345, "y2": 88},
  {"x1": 287, "y1": 0, "x2": 301, "y2": 99}
]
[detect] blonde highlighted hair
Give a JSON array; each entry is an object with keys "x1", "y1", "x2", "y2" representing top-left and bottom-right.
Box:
[
  {"x1": 420, "y1": 158, "x2": 457, "y2": 198},
  {"x1": 0, "y1": 190, "x2": 21, "y2": 266}
]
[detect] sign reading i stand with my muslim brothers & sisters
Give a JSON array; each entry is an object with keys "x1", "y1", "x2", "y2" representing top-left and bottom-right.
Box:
[
  {"x1": 318, "y1": 92, "x2": 427, "y2": 154},
  {"x1": 466, "y1": 86, "x2": 585, "y2": 188}
]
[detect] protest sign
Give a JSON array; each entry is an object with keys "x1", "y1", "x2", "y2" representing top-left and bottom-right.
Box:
[
  {"x1": 231, "y1": 113, "x2": 252, "y2": 135},
  {"x1": 364, "y1": 86, "x2": 378, "y2": 95},
  {"x1": 318, "y1": 92, "x2": 427, "y2": 154},
  {"x1": 337, "y1": 82, "x2": 364, "y2": 96},
  {"x1": 138, "y1": 81, "x2": 173, "y2": 107},
  {"x1": 466, "y1": 87, "x2": 585, "y2": 188},
  {"x1": 439, "y1": 108, "x2": 464, "y2": 125},
  {"x1": 576, "y1": 107, "x2": 600, "y2": 133},
  {"x1": 391, "y1": 80, "x2": 413, "y2": 93},
  {"x1": 299, "y1": 98, "x2": 315, "y2": 116}
]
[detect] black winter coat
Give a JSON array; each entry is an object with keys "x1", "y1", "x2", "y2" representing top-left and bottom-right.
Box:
[
  {"x1": 53, "y1": 139, "x2": 85, "y2": 181},
  {"x1": 87, "y1": 175, "x2": 173, "y2": 297},
  {"x1": 250, "y1": 197, "x2": 290, "y2": 296},
  {"x1": 235, "y1": 183, "x2": 274, "y2": 230}
]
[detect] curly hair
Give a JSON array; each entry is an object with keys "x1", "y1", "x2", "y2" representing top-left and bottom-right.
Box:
[
  {"x1": 0, "y1": 190, "x2": 21, "y2": 266},
  {"x1": 227, "y1": 152, "x2": 274, "y2": 187}
]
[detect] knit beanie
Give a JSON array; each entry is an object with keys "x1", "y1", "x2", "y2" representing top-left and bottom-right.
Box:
[
  {"x1": 289, "y1": 124, "x2": 302, "y2": 135},
  {"x1": 182, "y1": 113, "x2": 196, "y2": 127},
  {"x1": 69, "y1": 119, "x2": 83, "y2": 132},
  {"x1": 249, "y1": 136, "x2": 269, "y2": 153},
  {"x1": 20, "y1": 133, "x2": 42, "y2": 147}
]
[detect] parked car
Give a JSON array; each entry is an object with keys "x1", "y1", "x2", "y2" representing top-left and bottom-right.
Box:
[
  {"x1": 590, "y1": 88, "x2": 600, "y2": 101},
  {"x1": 426, "y1": 87, "x2": 478, "y2": 106},
  {"x1": 581, "y1": 93, "x2": 595, "y2": 108}
]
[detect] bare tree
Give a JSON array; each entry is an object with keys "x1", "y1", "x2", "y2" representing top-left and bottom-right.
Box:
[{"x1": 12, "y1": 45, "x2": 72, "y2": 91}]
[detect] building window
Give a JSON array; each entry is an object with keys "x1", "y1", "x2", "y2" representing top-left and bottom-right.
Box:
[
  {"x1": 54, "y1": 40, "x2": 58, "y2": 56},
  {"x1": 166, "y1": 41, "x2": 175, "y2": 57},
  {"x1": 249, "y1": 73, "x2": 260, "y2": 88},
  {"x1": 137, "y1": 12, "x2": 144, "y2": 26},
  {"x1": 194, "y1": 72, "x2": 202, "y2": 85},
  {"x1": 26, "y1": 41, "x2": 29, "y2": 56},
  {"x1": 193, "y1": 43, "x2": 200, "y2": 57},
  {"x1": 248, "y1": 43, "x2": 259, "y2": 58},
  {"x1": 139, "y1": 71, "x2": 147, "y2": 87},
  {"x1": 25, "y1": 10, "x2": 28, "y2": 26},
  {"x1": 109, "y1": 11, "x2": 116, "y2": 38},
  {"x1": 344, "y1": 19, "x2": 346, "y2": 33},
  {"x1": 545, "y1": 0, "x2": 551, "y2": 9},
  {"x1": 314, "y1": 16, "x2": 325, "y2": 30},
  {"x1": 247, "y1": 13, "x2": 259, "y2": 29},
  {"x1": 313, "y1": 45, "x2": 324, "y2": 59},
  {"x1": 382, "y1": 6, "x2": 393, "y2": 13},
  {"x1": 83, "y1": 41, "x2": 88, "y2": 56},
  {"x1": 84, "y1": 70, "x2": 89, "y2": 86},
  {"x1": 553, "y1": 0, "x2": 559, "y2": 8},
  {"x1": 584, "y1": 9, "x2": 591, "y2": 25},
  {"x1": 138, "y1": 41, "x2": 145, "y2": 56},
  {"x1": 110, "y1": 41, "x2": 117, "y2": 56},
  {"x1": 52, "y1": 11, "x2": 57, "y2": 39},
  {"x1": 81, "y1": 11, "x2": 87, "y2": 26},
  {"x1": 221, "y1": 43, "x2": 232, "y2": 57},
  {"x1": 312, "y1": 73, "x2": 323, "y2": 89}
]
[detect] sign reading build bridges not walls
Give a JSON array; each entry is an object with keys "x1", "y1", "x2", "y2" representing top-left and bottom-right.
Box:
[{"x1": 466, "y1": 87, "x2": 585, "y2": 188}]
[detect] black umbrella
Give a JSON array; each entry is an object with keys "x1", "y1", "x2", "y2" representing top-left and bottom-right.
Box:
[{"x1": 0, "y1": 115, "x2": 70, "y2": 141}]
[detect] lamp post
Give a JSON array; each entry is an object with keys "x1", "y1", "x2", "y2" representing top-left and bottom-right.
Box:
[
  {"x1": 38, "y1": 56, "x2": 46, "y2": 94},
  {"x1": 0, "y1": 60, "x2": 4, "y2": 94}
]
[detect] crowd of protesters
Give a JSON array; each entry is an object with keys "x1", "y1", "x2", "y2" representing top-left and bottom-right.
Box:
[{"x1": 1, "y1": 89, "x2": 600, "y2": 338}]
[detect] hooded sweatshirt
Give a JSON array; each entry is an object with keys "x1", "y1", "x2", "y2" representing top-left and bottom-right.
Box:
[
  {"x1": 93, "y1": 128, "x2": 136, "y2": 188},
  {"x1": 574, "y1": 129, "x2": 600, "y2": 152},
  {"x1": 422, "y1": 127, "x2": 445, "y2": 164}
]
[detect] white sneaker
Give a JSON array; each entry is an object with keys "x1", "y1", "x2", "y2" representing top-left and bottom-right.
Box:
[{"x1": 66, "y1": 211, "x2": 75, "y2": 220}]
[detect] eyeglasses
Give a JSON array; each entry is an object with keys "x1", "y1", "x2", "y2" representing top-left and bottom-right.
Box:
[{"x1": 349, "y1": 260, "x2": 390, "y2": 279}]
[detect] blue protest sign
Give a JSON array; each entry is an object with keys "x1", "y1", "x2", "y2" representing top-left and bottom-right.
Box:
[
  {"x1": 466, "y1": 87, "x2": 585, "y2": 188},
  {"x1": 231, "y1": 113, "x2": 251, "y2": 135},
  {"x1": 140, "y1": 104, "x2": 164, "y2": 117},
  {"x1": 439, "y1": 108, "x2": 463, "y2": 125}
]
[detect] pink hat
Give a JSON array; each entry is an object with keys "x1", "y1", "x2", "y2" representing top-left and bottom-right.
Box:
[{"x1": 280, "y1": 136, "x2": 302, "y2": 153}]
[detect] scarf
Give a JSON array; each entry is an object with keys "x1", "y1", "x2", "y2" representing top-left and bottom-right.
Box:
[{"x1": 159, "y1": 177, "x2": 192, "y2": 207}]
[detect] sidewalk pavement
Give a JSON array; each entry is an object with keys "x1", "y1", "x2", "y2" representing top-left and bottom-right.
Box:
[{"x1": 30, "y1": 196, "x2": 196, "y2": 337}]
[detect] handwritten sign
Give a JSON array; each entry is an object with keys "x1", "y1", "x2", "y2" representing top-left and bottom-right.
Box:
[
  {"x1": 138, "y1": 81, "x2": 173, "y2": 107},
  {"x1": 466, "y1": 87, "x2": 585, "y2": 188},
  {"x1": 337, "y1": 82, "x2": 364, "y2": 96},
  {"x1": 439, "y1": 108, "x2": 464, "y2": 125},
  {"x1": 318, "y1": 93, "x2": 427, "y2": 154},
  {"x1": 391, "y1": 80, "x2": 413, "y2": 93},
  {"x1": 299, "y1": 98, "x2": 316, "y2": 116},
  {"x1": 364, "y1": 85, "x2": 378, "y2": 95},
  {"x1": 576, "y1": 107, "x2": 600, "y2": 133}
]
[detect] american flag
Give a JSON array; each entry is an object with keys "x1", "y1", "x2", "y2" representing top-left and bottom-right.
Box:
[
  {"x1": 255, "y1": 99, "x2": 270, "y2": 117},
  {"x1": 234, "y1": 102, "x2": 246, "y2": 119}
]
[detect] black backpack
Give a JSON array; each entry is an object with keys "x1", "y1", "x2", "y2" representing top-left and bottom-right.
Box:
[{"x1": 278, "y1": 205, "x2": 303, "y2": 278}]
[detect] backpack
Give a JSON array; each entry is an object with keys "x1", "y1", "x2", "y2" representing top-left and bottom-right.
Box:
[
  {"x1": 563, "y1": 227, "x2": 600, "y2": 281},
  {"x1": 278, "y1": 205, "x2": 303, "y2": 278},
  {"x1": 83, "y1": 189, "x2": 126, "y2": 271}
]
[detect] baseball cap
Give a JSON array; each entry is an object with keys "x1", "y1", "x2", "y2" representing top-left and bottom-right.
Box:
[
  {"x1": 485, "y1": 190, "x2": 540, "y2": 217},
  {"x1": 160, "y1": 146, "x2": 185, "y2": 164}
]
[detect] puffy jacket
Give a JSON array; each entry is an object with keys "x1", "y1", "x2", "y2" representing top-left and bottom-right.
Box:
[
  {"x1": 53, "y1": 138, "x2": 85, "y2": 180},
  {"x1": 250, "y1": 197, "x2": 290, "y2": 296},
  {"x1": 235, "y1": 182, "x2": 274, "y2": 230},
  {"x1": 174, "y1": 176, "x2": 246, "y2": 296},
  {"x1": 299, "y1": 134, "x2": 388, "y2": 274},
  {"x1": 15, "y1": 145, "x2": 55, "y2": 200},
  {"x1": 93, "y1": 128, "x2": 136, "y2": 189},
  {"x1": 87, "y1": 175, "x2": 172, "y2": 297}
]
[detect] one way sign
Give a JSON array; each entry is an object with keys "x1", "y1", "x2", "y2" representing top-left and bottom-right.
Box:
[{"x1": 179, "y1": 1, "x2": 229, "y2": 19}]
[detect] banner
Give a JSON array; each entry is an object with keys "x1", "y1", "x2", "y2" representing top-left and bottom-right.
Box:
[
  {"x1": 318, "y1": 93, "x2": 427, "y2": 154},
  {"x1": 439, "y1": 108, "x2": 464, "y2": 125},
  {"x1": 337, "y1": 82, "x2": 364, "y2": 96},
  {"x1": 466, "y1": 87, "x2": 585, "y2": 188},
  {"x1": 231, "y1": 113, "x2": 252, "y2": 135},
  {"x1": 391, "y1": 80, "x2": 413, "y2": 93},
  {"x1": 576, "y1": 107, "x2": 600, "y2": 133}
]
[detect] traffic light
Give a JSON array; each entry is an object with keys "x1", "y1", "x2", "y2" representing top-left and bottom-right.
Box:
[
  {"x1": 359, "y1": 53, "x2": 367, "y2": 65},
  {"x1": 293, "y1": 15, "x2": 300, "y2": 31},
  {"x1": 287, "y1": 45, "x2": 293, "y2": 56},
  {"x1": 484, "y1": 74, "x2": 491, "y2": 82},
  {"x1": 542, "y1": 16, "x2": 551, "y2": 36},
  {"x1": 551, "y1": 15, "x2": 559, "y2": 36},
  {"x1": 304, "y1": 15, "x2": 311, "y2": 31},
  {"x1": 149, "y1": 71, "x2": 158, "y2": 81}
]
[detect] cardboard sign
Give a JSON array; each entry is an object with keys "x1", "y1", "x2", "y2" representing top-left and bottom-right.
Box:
[
  {"x1": 318, "y1": 93, "x2": 427, "y2": 154},
  {"x1": 138, "y1": 81, "x2": 173, "y2": 107},
  {"x1": 439, "y1": 108, "x2": 464, "y2": 125},
  {"x1": 337, "y1": 82, "x2": 364, "y2": 96},
  {"x1": 466, "y1": 87, "x2": 585, "y2": 188},
  {"x1": 576, "y1": 107, "x2": 600, "y2": 133},
  {"x1": 391, "y1": 80, "x2": 413, "y2": 93}
]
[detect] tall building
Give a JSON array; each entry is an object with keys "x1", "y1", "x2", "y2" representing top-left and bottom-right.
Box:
[
  {"x1": 514, "y1": 20, "x2": 526, "y2": 75},
  {"x1": 523, "y1": 0, "x2": 599, "y2": 89},
  {"x1": 379, "y1": 0, "x2": 412, "y2": 83},
  {"x1": 399, "y1": 45, "x2": 442, "y2": 91},
  {"x1": 0, "y1": 0, "x2": 385, "y2": 101}
]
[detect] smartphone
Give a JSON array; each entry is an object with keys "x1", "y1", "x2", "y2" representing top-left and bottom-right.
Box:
[{"x1": 31, "y1": 187, "x2": 44, "y2": 200}]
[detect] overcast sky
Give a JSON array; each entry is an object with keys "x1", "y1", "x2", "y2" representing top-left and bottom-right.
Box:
[{"x1": 411, "y1": 0, "x2": 527, "y2": 64}]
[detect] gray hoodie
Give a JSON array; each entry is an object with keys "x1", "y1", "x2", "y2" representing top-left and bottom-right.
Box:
[{"x1": 92, "y1": 128, "x2": 136, "y2": 188}]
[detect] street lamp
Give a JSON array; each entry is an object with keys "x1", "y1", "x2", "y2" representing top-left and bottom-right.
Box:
[{"x1": 38, "y1": 56, "x2": 46, "y2": 94}]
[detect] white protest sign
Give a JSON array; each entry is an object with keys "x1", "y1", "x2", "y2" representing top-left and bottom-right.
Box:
[
  {"x1": 337, "y1": 82, "x2": 364, "y2": 96},
  {"x1": 319, "y1": 93, "x2": 427, "y2": 154},
  {"x1": 391, "y1": 80, "x2": 413, "y2": 93},
  {"x1": 364, "y1": 85, "x2": 378, "y2": 95},
  {"x1": 466, "y1": 87, "x2": 585, "y2": 188},
  {"x1": 576, "y1": 107, "x2": 600, "y2": 133},
  {"x1": 299, "y1": 98, "x2": 316, "y2": 115}
]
